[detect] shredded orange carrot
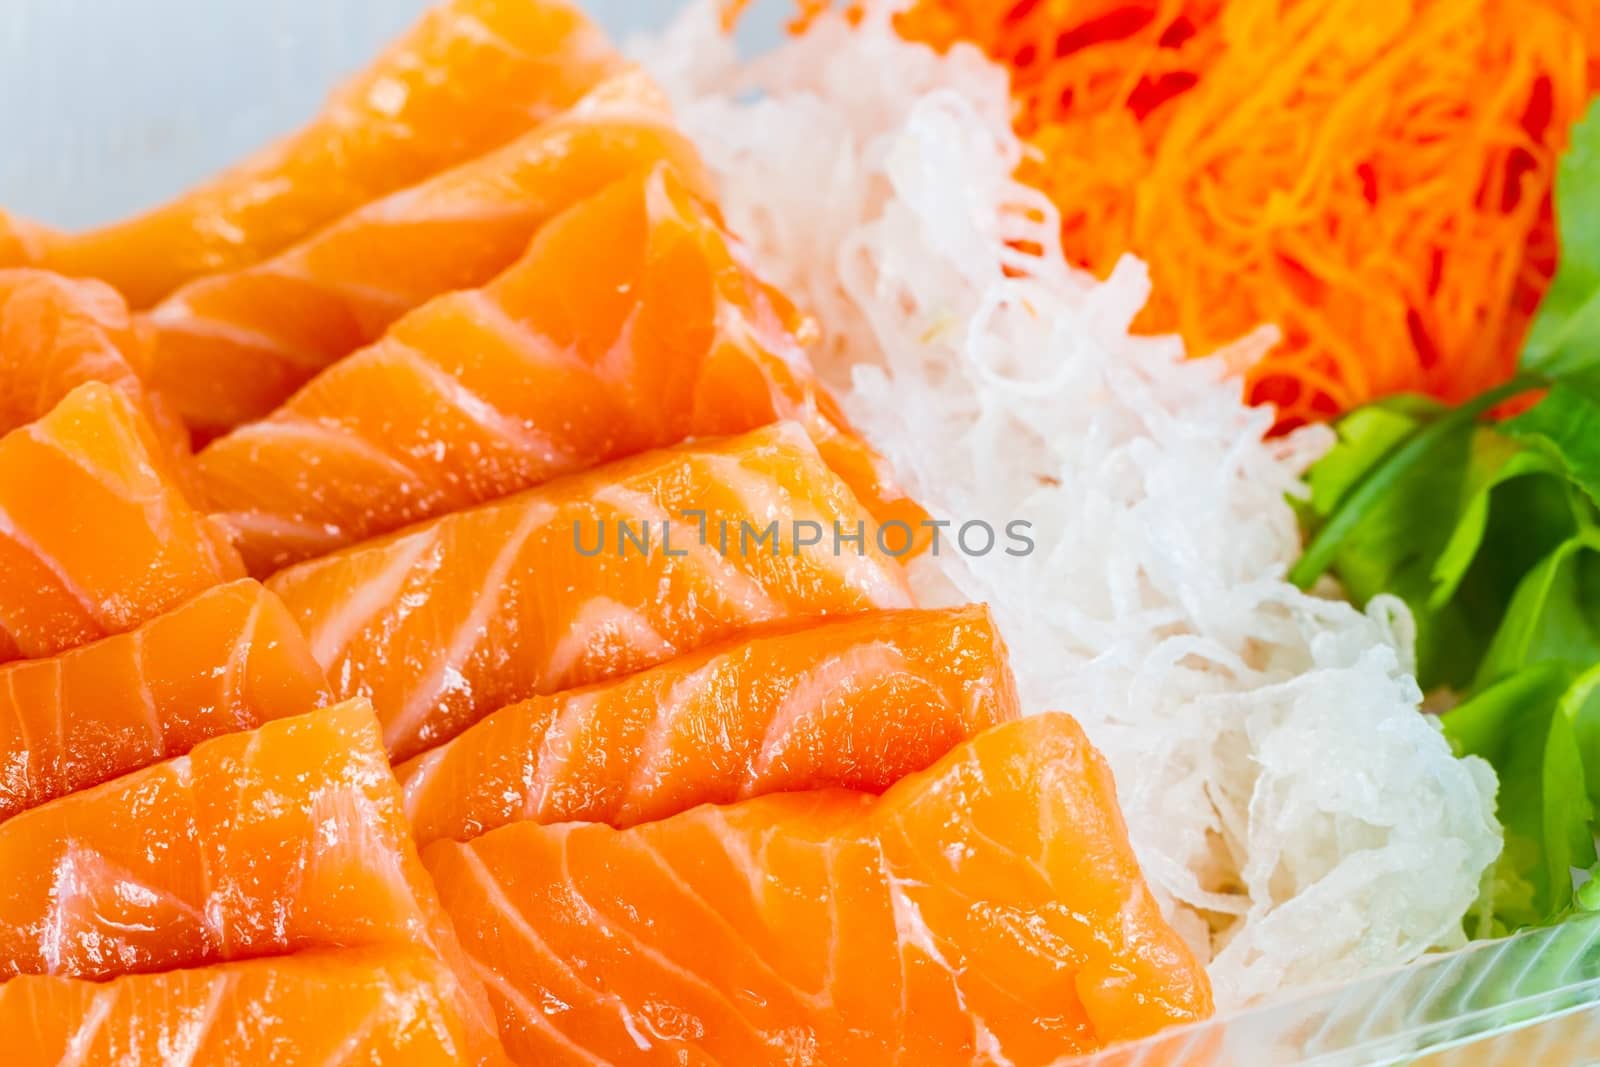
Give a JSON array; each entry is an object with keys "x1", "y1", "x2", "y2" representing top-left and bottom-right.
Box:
[{"x1": 737, "y1": 0, "x2": 1597, "y2": 430}]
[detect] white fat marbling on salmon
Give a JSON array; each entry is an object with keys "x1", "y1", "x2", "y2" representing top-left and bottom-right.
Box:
[
  {"x1": 591, "y1": 481, "x2": 783, "y2": 618},
  {"x1": 388, "y1": 342, "x2": 572, "y2": 466},
  {"x1": 387, "y1": 498, "x2": 556, "y2": 752},
  {"x1": 748, "y1": 642, "x2": 908, "y2": 783},
  {"x1": 458, "y1": 842, "x2": 648, "y2": 1051},
  {"x1": 291, "y1": 527, "x2": 441, "y2": 668},
  {"x1": 553, "y1": 833, "x2": 771, "y2": 1052},
  {"x1": 55, "y1": 984, "x2": 117, "y2": 1067},
  {"x1": 701, "y1": 449, "x2": 912, "y2": 610},
  {"x1": 162, "y1": 972, "x2": 231, "y2": 1067},
  {"x1": 0, "y1": 506, "x2": 101, "y2": 625},
  {"x1": 542, "y1": 597, "x2": 676, "y2": 689},
  {"x1": 41, "y1": 839, "x2": 209, "y2": 975},
  {"x1": 230, "y1": 417, "x2": 427, "y2": 489},
  {"x1": 127, "y1": 626, "x2": 163, "y2": 746},
  {"x1": 524, "y1": 689, "x2": 602, "y2": 822},
  {"x1": 148, "y1": 302, "x2": 331, "y2": 373},
  {"x1": 615, "y1": 659, "x2": 723, "y2": 811}
]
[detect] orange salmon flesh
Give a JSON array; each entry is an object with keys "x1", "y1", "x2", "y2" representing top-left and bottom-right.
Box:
[
  {"x1": 31, "y1": 0, "x2": 623, "y2": 308},
  {"x1": 0, "y1": 3, "x2": 1219, "y2": 1060},
  {"x1": 425, "y1": 713, "x2": 1214, "y2": 1065},
  {"x1": 0, "y1": 579, "x2": 331, "y2": 822},
  {"x1": 398, "y1": 604, "x2": 1020, "y2": 846},
  {"x1": 0, "y1": 702, "x2": 478, "y2": 1009},
  {"x1": 0, "y1": 947, "x2": 510, "y2": 1066},
  {"x1": 148, "y1": 71, "x2": 710, "y2": 437},
  {"x1": 0, "y1": 383, "x2": 240, "y2": 663},
  {"x1": 198, "y1": 164, "x2": 910, "y2": 575},
  {"x1": 266, "y1": 423, "x2": 915, "y2": 762}
]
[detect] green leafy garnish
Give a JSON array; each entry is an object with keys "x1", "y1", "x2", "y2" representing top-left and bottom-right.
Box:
[
  {"x1": 1292, "y1": 98, "x2": 1600, "y2": 933},
  {"x1": 1445, "y1": 663, "x2": 1595, "y2": 927},
  {"x1": 1297, "y1": 405, "x2": 1578, "y2": 689},
  {"x1": 1504, "y1": 376, "x2": 1600, "y2": 508},
  {"x1": 1427, "y1": 448, "x2": 1562, "y2": 610},
  {"x1": 1474, "y1": 534, "x2": 1600, "y2": 689},
  {"x1": 1290, "y1": 380, "x2": 1533, "y2": 594},
  {"x1": 1522, "y1": 100, "x2": 1600, "y2": 378}
]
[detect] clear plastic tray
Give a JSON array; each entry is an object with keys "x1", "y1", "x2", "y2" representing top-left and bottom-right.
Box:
[
  {"x1": 5, "y1": 2, "x2": 1600, "y2": 1064},
  {"x1": 1075, "y1": 914, "x2": 1600, "y2": 1065}
]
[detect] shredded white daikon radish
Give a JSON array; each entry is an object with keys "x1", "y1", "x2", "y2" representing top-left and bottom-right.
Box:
[{"x1": 638, "y1": 2, "x2": 1501, "y2": 1008}]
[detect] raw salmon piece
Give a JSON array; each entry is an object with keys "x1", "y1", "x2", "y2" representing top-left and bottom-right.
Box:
[
  {"x1": 267, "y1": 423, "x2": 914, "y2": 762},
  {"x1": 398, "y1": 604, "x2": 1018, "y2": 846},
  {"x1": 200, "y1": 164, "x2": 921, "y2": 574},
  {"x1": 0, "y1": 700, "x2": 475, "y2": 998},
  {"x1": 0, "y1": 947, "x2": 511, "y2": 1066},
  {"x1": 0, "y1": 270, "x2": 151, "y2": 436},
  {"x1": 0, "y1": 383, "x2": 242, "y2": 663},
  {"x1": 37, "y1": 0, "x2": 622, "y2": 307},
  {"x1": 0, "y1": 212, "x2": 50, "y2": 268},
  {"x1": 0, "y1": 269, "x2": 191, "y2": 462},
  {"x1": 0, "y1": 579, "x2": 331, "y2": 823},
  {"x1": 426, "y1": 713, "x2": 1213, "y2": 1065},
  {"x1": 148, "y1": 72, "x2": 711, "y2": 437}
]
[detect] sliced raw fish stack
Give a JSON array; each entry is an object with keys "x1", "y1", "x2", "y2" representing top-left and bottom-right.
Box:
[
  {"x1": 425, "y1": 713, "x2": 1213, "y2": 1065},
  {"x1": 197, "y1": 163, "x2": 911, "y2": 574},
  {"x1": 267, "y1": 423, "x2": 915, "y2": 761},
  {"x1": 0, "y1": 579, "x2": 330, "y2": 821},
  {"x1": 147, "y1": 70, "x2": 710, "y2": 436},
  {"x1": 398, "y1": 603, "x2": 1020, "y2": 845},
  {"x1": 0, "y1": 947, "x2": 510, "y2": 1067},
  {"x1": 28, "y1": 0, "x2": 622, "y2": 307},
  {"x1": 0, "y1": 269, "x2": 172, "y2": 443},
  {"x1": 0, "y1": 701, "x2": 471, "y2": 986},
  {"x1": 0, "y1": 383, "x2": 241, "y2": 663},
  {"x1": 0, "y1": 0, "x2": 1212, "y2": 1060},
  {"x1": 0, "y1": 699, "x2": 505, "y2": 1061}
]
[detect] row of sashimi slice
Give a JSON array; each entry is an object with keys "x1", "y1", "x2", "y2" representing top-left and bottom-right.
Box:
[{"x1": 0, "y1": 1, "x2": 1213, "y2": 1062}]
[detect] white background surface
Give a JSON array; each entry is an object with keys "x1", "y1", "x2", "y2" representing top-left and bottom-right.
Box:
[{"x1": 0, "y1": 1, "x2": 782, "y2": 227}]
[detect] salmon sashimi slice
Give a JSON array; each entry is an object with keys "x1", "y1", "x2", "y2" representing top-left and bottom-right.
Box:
[
  {"x1": 0, "y1": 698, "x2": 482, "y2": 1026},
  {"x1": 147, "y1": 71, "x2": 711, "y2": 438},
  {"x1": 35, "y1": 0, "x2": 622, "y2": 307},
  {"x1": 0, "y1": 383, "x2": 243, "y2": 663},
  {"x1": 0, "y1": 212, "x2": 50, "y2": 268},
  {"x1": 424, "y1": 712, "x2": 1214, "y2": 1065},
  {"x1": 266, "y1": 423, "x2": 914, "y2": 762},
  {"x1": 200, "y1": 164, "x2": 921, "y2": 574},
  {"x1": 397, "y1": 604, "x2": 1018, "y2": 846},
  {"x1": 0, "y1": 270, "x2": 153, "y2": 436},
  {"x1": 0, "y1": 579, "x2": 332, "y2": 823},
  {"x1": 0, "y1": 269, "x2": 189, "y2": 461},
  {"x1": 0, "y1": 947, "x2": 511, "y2": 1067}
]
